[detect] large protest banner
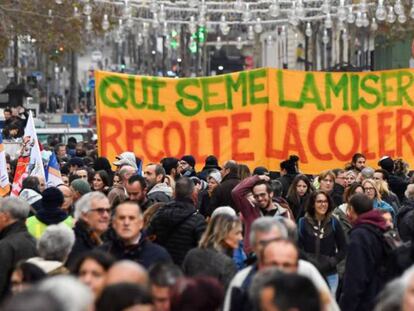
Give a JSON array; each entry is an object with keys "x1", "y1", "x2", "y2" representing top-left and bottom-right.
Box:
[{"x1": 96, "y1": 68, "x2": 414, "y2": 174}]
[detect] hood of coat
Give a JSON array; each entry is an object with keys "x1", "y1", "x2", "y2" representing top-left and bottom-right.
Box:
[
  {"x1": 27, "y1": 257, "x2": 63, "y2": 274},
  {"x1": 147, "y1": 183, "x2": 173, "y2": 198},
  {"x1": 353, "y1": 209, "x2": 388, "y2": 231}
]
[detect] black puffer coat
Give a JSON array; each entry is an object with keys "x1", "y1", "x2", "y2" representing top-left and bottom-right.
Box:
[
  {"x1": 146, "y1": 198, "x2": 206, "y2": 265},
  {"x1": 0, "y1": 221, "x2": 37, "y2": 299}
]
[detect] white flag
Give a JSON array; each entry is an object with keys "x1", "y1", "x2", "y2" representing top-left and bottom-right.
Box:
[{"x1": 24, "y1": 111, "x2": 46, "y2": 181}]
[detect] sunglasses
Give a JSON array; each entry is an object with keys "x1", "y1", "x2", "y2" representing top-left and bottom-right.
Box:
[{"x1": 89, "y1": 208, "x2": 111, "y2": 215}]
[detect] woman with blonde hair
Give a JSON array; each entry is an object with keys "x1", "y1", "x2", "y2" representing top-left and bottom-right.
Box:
[
  {"x1": 374, "y1": 179, "x2": 400, "y2": 213},
  {"x1": 182, "y1": 213, "x2": 242, "y2": 289},
  {"x1": 361, "y1": 179, "x2": 395, "y2": 218}
]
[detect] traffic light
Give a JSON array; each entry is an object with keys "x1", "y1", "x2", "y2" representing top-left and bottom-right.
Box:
[
  {"x1": 121, "y1": 58, "x2": 126, "y2": 72},
  {"x1": 170, "y1": 30, "x2": 179, "y2": 49}
]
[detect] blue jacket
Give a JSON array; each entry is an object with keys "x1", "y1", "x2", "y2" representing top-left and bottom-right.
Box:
[{"x1": 373, "y1": 199, "x2": 395, "y2": 219}]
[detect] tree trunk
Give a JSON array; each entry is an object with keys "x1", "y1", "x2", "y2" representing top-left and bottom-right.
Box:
[
  {"x1": 67, "y1": 51, "x2": 78, "y2": 113},
  {"x1": 13, "y1": 36, "x2": 18, "y2": 83}
]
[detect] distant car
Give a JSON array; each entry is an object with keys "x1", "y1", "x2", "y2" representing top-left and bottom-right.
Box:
[{"x1": 36, "y1": 128, "x2": 95, "y2": 145}]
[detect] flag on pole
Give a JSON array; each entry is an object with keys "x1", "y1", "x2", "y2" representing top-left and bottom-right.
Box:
[
  {"x1": 11, "y1": 111, "x2": 46, "y2": 197},
  {"x1": 46, "y1": 152, "x2": 63, "y2": 187},
  {"x1": 0, "y1": 132, "x2": 10, "y2": 197}
]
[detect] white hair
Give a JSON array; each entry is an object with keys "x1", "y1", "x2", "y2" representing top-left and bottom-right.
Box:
[
  {"x1": 38, "y1": 275, "x2": 93, "y2": 311},
  {"x1": 74, "y1": 191, "x2": 107, "y2": 220},
  {"x1": 0, "y1": 197, "x2": 31, "y2": 221},
  {"x1": 37, "y1": 223, "x2": 75, "y2": 262}
]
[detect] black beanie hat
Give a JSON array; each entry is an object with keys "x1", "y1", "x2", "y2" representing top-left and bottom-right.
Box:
[
  {"x1": 41, "y1": 187, "x2": 64, "y2": 209},
  {"x1": 181, "y1": 155, "x2": 196, "y2": 168},
  {"x1": 378, "y1": 156, "x2": 394, "y2": 174}
]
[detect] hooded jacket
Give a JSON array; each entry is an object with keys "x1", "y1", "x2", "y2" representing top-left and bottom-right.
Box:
[
  {"x1": 339, "y1": 209, "x2": 388, "y2": 311},
  {"x1": 146, "y1": 198, "x2": 206, "y2": 265},
  {"x1": 147, "y1": 183, "x2": 173, "y2": 203}
]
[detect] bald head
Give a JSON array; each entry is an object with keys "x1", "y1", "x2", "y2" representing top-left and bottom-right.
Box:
[
  {"x1": 106, "y1": 260, "x2": 148, "y2": 287},
  {"x1": 57, "y1": 184, "x2": 74, "y2": 213}
]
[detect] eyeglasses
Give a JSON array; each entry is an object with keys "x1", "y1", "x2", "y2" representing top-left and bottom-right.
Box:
[
  {"x1": 89, "y1": 208, "x2": 111, "y2": 215},
  {"x1": 316, "y1": 200, "x2": 328, "y2": 204},
  {"x1": 253, "y1": 193, "x2": 268, "y2": 199}
]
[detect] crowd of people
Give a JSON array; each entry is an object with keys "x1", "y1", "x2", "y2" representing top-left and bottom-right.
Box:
[{"x1": 2, "y1": 142, "x2": 414, "y2": 311}]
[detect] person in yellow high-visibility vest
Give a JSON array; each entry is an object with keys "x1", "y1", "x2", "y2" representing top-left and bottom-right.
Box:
[{"x1": 26, "y1": 187, "x2": 74, "y2": 239}]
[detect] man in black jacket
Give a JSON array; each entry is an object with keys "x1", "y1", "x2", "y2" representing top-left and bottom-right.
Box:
[
  {"x1": 339, "y1": 193, "x2": 389, "y2": 311},
  {"x1": 0, "y1": 197, "x2": 37, "y2": 300},
  {"x1": 100, "y1": 201, "x2": 171, "y2": 269},
  {"x1": 146, "y1": 177, "x2": 206, "y2": 265},
  {"x1": 209, "y1": 160, "x2": 240, "y2": 215}
]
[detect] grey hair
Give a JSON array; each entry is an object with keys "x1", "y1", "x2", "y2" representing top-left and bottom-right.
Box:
[
  {"x1": 74, "y1": 191, "x2": 107, "y2": 220},
  {"x1": 38, "y1": 224, "x2": 75, "y2": 262},
  {"x1": 273, "y1": 216, "x2": 298, "y2": 242},
  {"x1": 401, "y1": 264, "x2": 414, "y2": 287},
  {"x1": 374, "y1": 278, "x2": 404, "y2": 311},
  {"x1": 249, "y1": 216, "x2": 288, "y2": 247},
  {"x1": 0, "y1": 197, "x2": 31, "y2": 221},
  {"x1": 361, "y1": 167, "x2": 375, "y2": 179},
  {"x1": 38, "y1": 275, "x2": 93, "y2": 311},
  {"x1": 405, "y1": 184, "x2": 414, "y2": 200}
]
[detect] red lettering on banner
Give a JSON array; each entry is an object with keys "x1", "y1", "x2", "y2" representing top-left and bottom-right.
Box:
[
  {"x1": 231, "y1": 113, "x2": 254, "y2": 161},
  {"x1": 125, "y1": 119, "x2": 144, "y2": 158},
  {"x1": 206, "y1": 117, "x2": 228, "y2": 157},
  {"x1": 396, "y1": 109, "x2": 414, "y2": 156},
  {"x1": 283, "y1": 113, "x2": 308, "y2": 163},
  {"x1": 378, "y1": 112, "x2": 395, "y2": 157},
  {"x1": 142, "y1": 121, "x2": 164, "y2": 162},
  {"x1": 360, "y1": 114, "x2": 376, "y2": 160},
  {"x1": 265, "y1": 110, "x2": 284, "y2": 159},
  {"x1": 163, "y1": 122, "x2": 186, "y2": 158},
  {"x1": 100, "y1": 116, "x2": 123, "y2": 156},
  {"x1": 329, "y1": 116, "x2": 360, "y2": 161},
  {"x1": 307, "y1": 114, "x2": 335, "y2": 161},
  {"x1": 189, "y1": 120, "x2": 207, "y2": 164}
]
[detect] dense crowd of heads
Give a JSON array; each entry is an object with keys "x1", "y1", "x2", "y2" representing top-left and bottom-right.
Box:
[{"x1": 2, "y1": 139, "x2": 414, "y2": 311}]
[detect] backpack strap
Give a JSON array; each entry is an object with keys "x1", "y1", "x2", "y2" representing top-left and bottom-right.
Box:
[
  {"x1": 331, "y1": 216, "x2": 336, "y2": 233},
  {"x1": 298, "y1": 217, "x2": 305, "y2": 239}
]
